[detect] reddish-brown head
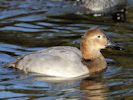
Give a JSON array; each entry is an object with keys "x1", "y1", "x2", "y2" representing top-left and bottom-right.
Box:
[{"x1": 80, "y1": 27, "x2": 108, "y2": 60}]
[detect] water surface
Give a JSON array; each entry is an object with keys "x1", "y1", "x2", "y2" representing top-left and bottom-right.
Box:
[{"x1": 0, "y1": 0, "x2": 133, "y2": 100}]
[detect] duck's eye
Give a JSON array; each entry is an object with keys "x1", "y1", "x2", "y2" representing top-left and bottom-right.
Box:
[{"x1": 97, "y1": 35, "x2": 101, "y2": 38}]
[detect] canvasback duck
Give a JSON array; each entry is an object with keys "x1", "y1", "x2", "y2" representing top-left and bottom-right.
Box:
[
  {"x1": 77, "y1": 0, "x2": 127, "y2": 22},
  {"x1": 8, "y1": 27, "x2": 111, "y2": 78}
]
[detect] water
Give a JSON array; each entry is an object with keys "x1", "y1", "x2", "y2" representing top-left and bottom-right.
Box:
[{"x1": 0, "y1": 0, "x2": 133, "y2": 100}]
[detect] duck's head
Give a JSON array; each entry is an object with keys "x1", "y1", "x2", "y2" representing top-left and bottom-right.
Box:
[{"x1": 80, "y1": 27, "x2": 110, "y2": 60}]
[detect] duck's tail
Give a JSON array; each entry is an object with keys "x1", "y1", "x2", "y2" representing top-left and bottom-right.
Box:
[
  {"x1": 5, "y1": 56, "x2": 23, "y2": 68},
  {"x1": 6, "y1": 60, "x2": 17, "y2": 68}
]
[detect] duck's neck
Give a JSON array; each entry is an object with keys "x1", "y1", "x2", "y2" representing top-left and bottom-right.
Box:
[
  {"x1": 80, "y1": 38, "x2": 101, "y2": 60},
  {"x1": 81, "y1": 53, "x2": 107, "y2": 74}
]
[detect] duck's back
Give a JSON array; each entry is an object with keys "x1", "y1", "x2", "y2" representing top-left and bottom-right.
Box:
[
  {"x1": 80, "y1": 0, "x2": 127, "y2": 14},
  {"x1": 14, "y1": 46, "x2": 89, "y2": 78}
]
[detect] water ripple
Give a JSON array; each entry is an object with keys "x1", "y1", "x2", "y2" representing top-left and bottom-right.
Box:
[{"x1": 0, "y1": 0, "x2": 132, "y2": 100}]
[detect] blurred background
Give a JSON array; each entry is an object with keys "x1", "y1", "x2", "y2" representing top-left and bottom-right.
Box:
[{"x1": 0, "y1": 0, "x2": 133, "y2": 100}]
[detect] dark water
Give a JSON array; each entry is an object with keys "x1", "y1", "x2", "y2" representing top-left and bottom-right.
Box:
[{"x1": 0, "y1": 0, "x2": 133, "y2": 100}]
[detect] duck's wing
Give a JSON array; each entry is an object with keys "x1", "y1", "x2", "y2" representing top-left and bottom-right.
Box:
[
  {"x1": 37, "y1": 46, "x2": 82, "y2": 62},
  {"x1": 7, "y1": 46, "x2": 81, "y2": 67}
]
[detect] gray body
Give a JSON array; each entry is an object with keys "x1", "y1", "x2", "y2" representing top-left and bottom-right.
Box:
[
  {"x1": 13, "y1": 46, "x2": 89, "y2": 78},
  {"x1": 78, "y1": 0, "x2": 127, "y2": 14}
]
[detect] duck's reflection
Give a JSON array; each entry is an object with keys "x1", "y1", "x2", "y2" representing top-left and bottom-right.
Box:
[
  {"x1": 80, "y1": 78, "x2": 108, "y2": 100},
  {"x1": 28, "y1": 74, "x2": 108, "y2": 100}
]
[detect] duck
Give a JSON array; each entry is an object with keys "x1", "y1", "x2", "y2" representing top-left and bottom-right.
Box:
[
  {"x1": 77, "y1": 0, "x2": 127, "y2": 22},
  {"x1": 7, "y1": 27, "x2": 111, "y2": 79}
]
